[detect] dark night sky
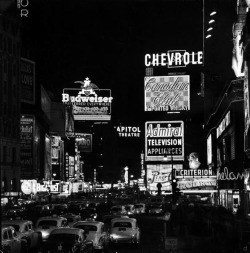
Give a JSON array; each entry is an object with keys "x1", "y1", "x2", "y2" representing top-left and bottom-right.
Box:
[
  {"x1": 20, "y1": 0, "x2": 204, "y2": 122},
  {"x1": 14, "y1": 0, "x2": 236, "y2": 181}
]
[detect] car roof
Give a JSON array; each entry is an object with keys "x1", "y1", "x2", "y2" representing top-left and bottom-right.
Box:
[
  {"x1": 37, "y1": 215, "x2": 66, "y2": 221},
  {"x1": 111, "y1": 218, "x2": 136, "y2": 222},
  {"x1": 50, "y1": 228, "x2": 84, "y2": 235},
  {"x1": 2, "y1": 220, "x2": 32, "y2": 225},
  {"x1": 74, "y1": 221, "x2": 103, "y2": 225}
]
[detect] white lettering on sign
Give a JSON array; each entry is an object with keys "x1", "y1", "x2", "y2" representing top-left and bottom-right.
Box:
[
  {"x1": 145, "y1": 50, "x2": 203, "y2": 67},
  {"x1": 151, "y1": 171, "x2": 171, "y2": 183},
  {"x1": 146, "y1": 124, "x2": 183, "y2": 137},
  {"x1": 217, "y1": 167, "x2": 246, "y2": 181},
  {"x1": 176, "y1": 169, "x2": 214, "y2": 177},
  {"x1": 62, "y1": 93, "x2": 113, "y2": 103}
]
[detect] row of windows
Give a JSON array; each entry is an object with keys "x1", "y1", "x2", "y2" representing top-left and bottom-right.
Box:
[{"x1": 0, "y1": 122, "x2": 20, "y2": 138}]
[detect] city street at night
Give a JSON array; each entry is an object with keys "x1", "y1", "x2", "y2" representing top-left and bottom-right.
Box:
[{"x1": 1, "y1": 0, "x2": 250, "y2": 252}]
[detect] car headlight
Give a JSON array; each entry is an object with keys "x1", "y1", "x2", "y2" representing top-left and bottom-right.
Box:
[{"x1": 110, "y1": 234, "x2": 119, "y2": 239}]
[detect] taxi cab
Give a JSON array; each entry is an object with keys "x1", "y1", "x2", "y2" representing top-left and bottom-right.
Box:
[
  {"x1": 35, "y1": 215, "x2": 69, "y2": 242},
  {"x1": 2, "y1": 219, "x2": 42, "y2": 250},
  {"x1": 73, "y1": 220, "x2": 109, "y2": 251},
  {"x1": 110, "y1": 217, "x2": 140, "y2": 246},
  {"x1": 1, "y1": 225, "x2": 27, "y2": 253}
]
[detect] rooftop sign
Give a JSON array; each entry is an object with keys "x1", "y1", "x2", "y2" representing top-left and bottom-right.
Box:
[
  {"x1": 145, "y1": 121, "x2": 184, "y2": 161},
  {"x1": 145, "y1": 50, "x2": 203, "y2": 68},
  {"x1": 144, "y1": 75, "x2": 190, "y2": 112},
  {"x1": 62, "y1": 77, "x2": 113, "y2": 121}
]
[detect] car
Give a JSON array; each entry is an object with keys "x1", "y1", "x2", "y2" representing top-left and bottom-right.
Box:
[
  {"x1": 42, "y1": 228, "x2": 94, "y2": 253},
  {"x1": 3, "y1": 207, "x2": 28, "y2": 220},
  {"x1": 50, "y1": 203, "x2": 68, "y2": 215},
  {"x1": 79, "y1": 208, "x2": 98, "y2": 220},
  {"x1": 1, "y1": 225, "x2": 28, "y2": 253},
  {"x1": 109, "y1": 217, "x2": 140, "y2": 246},
  {"x1": 125, "y1": 204, "x2": 135, "y2": 217},
  {"x1": 68, "y1": 203, "x2": 86, "y2": 215},
  {"x1": 134, "y1": 203, "x2": 146, "y2": 214},
  {"x1": 148, "y1": 204, "x2": 164, "y2": 215},
  {"x1": 73, "y1": 220, "x2": 109, "y2": 251},
  {"x1": 102, "y1": 215, "x2": 129, "y2": 232},
  {"x1": 61, "y1": 213, "x2": 82, "y2": 227},
  {"x1": 2, "y1": 219, "x2": 42, "y2": 251},
  {"x1": 35, "y1": 215, "x2": 69, "y2": 242},
  {"x1": 110, "y1": 205, "x2": 127, "y2": 216}
]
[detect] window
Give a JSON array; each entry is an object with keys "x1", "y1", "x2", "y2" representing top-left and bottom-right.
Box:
[
  {"x1": 3, "y1": 231, "x2": 8, "y2": 240},
  {"x1": 24, "y1": 225, "x2": 29, "y2": 232},
  {"x1": 7, "y1": 229, "x2": 13, "y2": 239}
]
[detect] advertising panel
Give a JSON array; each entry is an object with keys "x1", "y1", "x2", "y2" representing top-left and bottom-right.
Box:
[
  {"x1": 115, "y1": 125, "x2": 141, "y2": 137},
  {"x1": 175, "y1": 168, "x2": 217, "y2": 192},
  {"x1": 51, "y1": 136, "x2": 61, "y2": 165},
  {"x1": 207, "y1": 134, "x2": 212, "y2": 165},
  {"x1": 144, "y1": 50, "x2": 203, "y2": 68},
  {"x1": 62, "y1": 78, "x2": 113, "y2": 121},
  {"x1": 20, "y1": 115, "x2": 34, "y2": 179},
  {"x1": 75, "y1": 133, "x2": 92, "y2": 152},
  {"x1": 20, "y1": 58, "x2": 35, "y2": 104},
  {"x1": 44, "y1": 134, "x2": 52, "y2": 180},
  {"x1": 146, "y1": 164, "x2": 183, "y2": 192},
  {"x1": 145, "y1": 121, "x2": 184, "y2": 161},
  {"x1": 144, "y1": 75, "x2": 190, "y2": 112}
]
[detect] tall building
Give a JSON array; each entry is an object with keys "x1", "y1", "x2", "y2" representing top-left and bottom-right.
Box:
[{"x1": 0, "y1": 3, "x2": 22, "y2": 201}]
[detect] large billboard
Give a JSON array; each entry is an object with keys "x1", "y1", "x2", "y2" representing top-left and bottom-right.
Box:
[
  {"x1": 144, "y1": 75, "x2": 190, "y2": 112},
  {"x1": 62, "y1": 77, "x2": 113, "y2": 121},
  {"x1": 21, "y1": 58, "x2": 35, "y2": 104},
  {"x1": 176, "y1": 168, "x2": 217, "y2": 193},
  {"x1": 20, "y1": 115, "x2": 34, "y2": 179},
  {"x1": 145, "y1": 121, "x2": 184, "y2": 161},
  {"x1": 146, "y1": 164, "x2": 183, "y2": 192}
]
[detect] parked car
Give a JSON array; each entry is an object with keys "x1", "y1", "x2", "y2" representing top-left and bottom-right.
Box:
[
  {"x1": 42, "y1": 228, "x2": 94, "y2": 253},
  {"x1": 1, "y1": 225, "x2": 28, "y2": 253},
  {"x1": 50, "y1": 203, "x2": 68, "y2": 215},
  {"x1": 61, "y1": 213, "x2": 81, "y2": 227},
  {"x1": 80, "y1": 208, "x2": 98, "y2": 220},
  {"x1": 134, "y1": 203, "x2": 146, "y2": 214},
  {"x1": 73, "y1": 220, "x2": 109, "y2": 251},
  {"x1": 110, "y1": 205, "x2": 127, "y2": 216},
  {"x1": 109, "y1": 217, "x2": 140, "y2": 246},
  {"x1": 102, "y1": 215, "x2": 129, "y2": 232},
  {"x1": 125, "y1": 204, "x2": 135, "y2": 217},
  {"x1": 2, "y1": 219, "x2": 42, "y2": 251},
  {"x1": 35, "y1": 215, "x2": 69, "y2": 242},
  {"x1": 3, "y1": 207, "x2": 28, "y2": 220},
  {"x1": 148, "y1": 204, "x2": 164, "y2": 215}
]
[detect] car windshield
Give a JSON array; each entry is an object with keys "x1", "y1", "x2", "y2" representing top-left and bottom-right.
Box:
[
  {"x1": 134, "y1": 205, "x2": 143, "y2": 208},
  {"x1": 49, "y1": 233, "x2": 80, "y2": 243},
  {"x1": 67, "y1": 218, "x2": 74, "y2": 223},
  {"x1": 38, "y1": 220, "x2": 58, "y2": 227},
  {"x1": 112, "y1": 207, "x2": 122, "y2": 212},
  {"x1": 125, "y1": 206, "x2": 132, "y2": 211},
  {"x1": 75, "y1": 225, "x2": 97, "y2": 231},
  {"x1": 150, "y1": 205, "x2": 162, "y2": 208},
  {"x1": 113, "y1": 222, "x2": 132, "y2": 228}
]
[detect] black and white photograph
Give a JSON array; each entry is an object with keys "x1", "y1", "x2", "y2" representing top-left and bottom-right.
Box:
[{"x1": 1, "y1": 0, "x2": 250, "y2": 252}]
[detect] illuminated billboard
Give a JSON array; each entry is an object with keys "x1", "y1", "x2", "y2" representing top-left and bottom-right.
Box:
[
  {"x1": 75, "y1": 133, "x2": 92, "y2": 153},
  {"x1": 144, "y1": 75, "x2": 190, "y2": 112},
  {"x1": 62, "y1": 77, "x2": 113, "y2": 121},
  {"x1": 21, "y1": 58, "x2": 36, "y2": 104},
  {"x1": 115, "y1": 125, "x2": 141, "y2": 137},
  {"x1": 146, "y1": 164, "x2": 183, "y2": 192},
  {"x1": 145, "y1": 121, "x2": 184, "y2": 161},
  {"x1": 144, "y1": 50, "x2": 203, "y2": 68}
]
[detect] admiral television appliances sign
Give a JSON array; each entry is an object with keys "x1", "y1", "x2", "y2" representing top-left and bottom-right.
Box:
[
  {"x1": 144, "y1": 75, "x2": 190, "y2": 112},
  {"x1": 145, "y1": 121, "x2": 184, "y2": 161},
  {"x1": 62, "y1": 77, "x2": 113, "y2": 121},
  {"x1": 144, "y1": 50, "x2": 203, "y2": 68}
]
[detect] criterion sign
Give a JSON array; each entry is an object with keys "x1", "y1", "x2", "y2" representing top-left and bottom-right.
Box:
[{"x1": 145, "y1": 121, "x2": 184, "y2": 161}]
